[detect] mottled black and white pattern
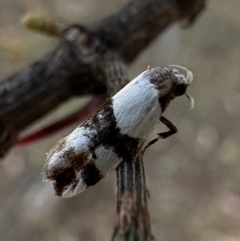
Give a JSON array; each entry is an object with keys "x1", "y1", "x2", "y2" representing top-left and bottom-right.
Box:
[{"x1": 43, "y1": 66, "x2": 193, "y2": 197}]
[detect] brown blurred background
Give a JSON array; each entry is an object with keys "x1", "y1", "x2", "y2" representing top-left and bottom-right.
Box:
[{"x1": 1, "y1": 0, "x2": 240, "y2": 240}]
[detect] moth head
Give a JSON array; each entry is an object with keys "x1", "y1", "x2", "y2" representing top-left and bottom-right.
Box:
[
  {"x1": 147, "y1": 66, "x2": 194, "y2": 112},
  {"x1": 170, "y1": 65, "x2": 194, "y2": 105}
]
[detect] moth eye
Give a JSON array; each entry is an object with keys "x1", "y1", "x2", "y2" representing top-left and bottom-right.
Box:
[{"x1": 174, "y1": 84, "x2": 187, "y2": 96}]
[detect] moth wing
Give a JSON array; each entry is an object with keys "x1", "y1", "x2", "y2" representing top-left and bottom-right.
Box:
[
  {"x1": 43, "y1": 125, "x2": 123, "y2": 198},
  {"x1": 43, "y1": 96, "x2": 144, "y2": 198}
]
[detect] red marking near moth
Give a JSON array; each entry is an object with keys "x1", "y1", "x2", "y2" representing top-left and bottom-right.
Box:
[{"x1": 15, "y1": 95, "x2": 106, "y2": 146}]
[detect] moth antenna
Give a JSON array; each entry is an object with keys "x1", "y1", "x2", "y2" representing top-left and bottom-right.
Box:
[
  {"x1": 147, "y1": 65, "x2": 150, "y2": 70},
  {"x1": 186, "y1": 93, "x2": 194, "y2": 109},
  {"x1": 169, "y1": 65, "x2": 193, "y2": 84}
]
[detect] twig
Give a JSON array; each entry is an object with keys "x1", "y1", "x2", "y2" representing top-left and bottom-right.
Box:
[
  {"x1": 112, "y1": 153, "x2": 152, "y2": 241},
  {"x1": 103, "y1": 49, "x2": 151, "y2": 240}
]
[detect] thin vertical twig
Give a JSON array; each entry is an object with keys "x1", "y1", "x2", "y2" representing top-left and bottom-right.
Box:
[
  {"x1": 112, "y1": 153, "x2": 152, "y2": 241},
  {"x1": 103, "y1": 54, "x2": 152, "y2": 240}
]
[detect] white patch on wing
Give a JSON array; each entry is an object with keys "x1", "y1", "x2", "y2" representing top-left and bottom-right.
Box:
[
  {"x1": 44, "y1": 126, "x2": 93, "y2": 177},
  {"x1": 112, "y1": 73, "x2": 161, "y2": 139},
  {"x1": 94, "y1": 145, "x2": 122, "y2": 174},
  {"x1": 68, "y1": 126, "x2": 96, "y2": 154}
]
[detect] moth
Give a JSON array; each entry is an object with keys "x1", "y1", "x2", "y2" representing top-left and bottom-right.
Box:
[{"x1": 43, "y1": 66, "x2": 193, "y2": 197}]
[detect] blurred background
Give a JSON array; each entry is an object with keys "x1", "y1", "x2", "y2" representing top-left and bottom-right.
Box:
[{"x1": 1, "y1": 0, "x2": 240, "y2": 240}]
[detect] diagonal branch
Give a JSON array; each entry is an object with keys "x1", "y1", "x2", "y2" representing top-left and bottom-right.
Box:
[
  {"x1": 0, "y1": 0, "x2": 205, "y2": 158},
  {"x1": 93, "y1": 0, "x2": 206, "y2": 63}
]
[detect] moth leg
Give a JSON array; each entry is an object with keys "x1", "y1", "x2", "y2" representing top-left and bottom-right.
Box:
[{"x1": 143, "y1": 116, "x2": 177, "y2": 153}]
